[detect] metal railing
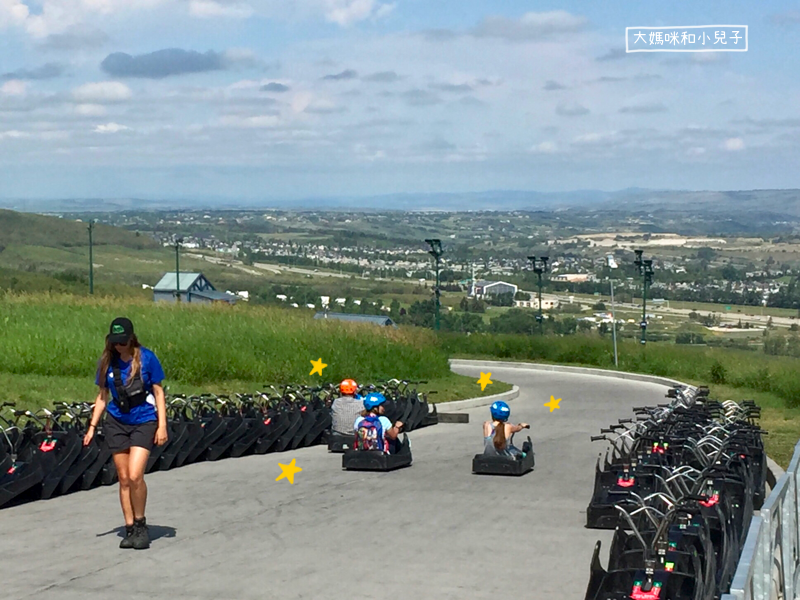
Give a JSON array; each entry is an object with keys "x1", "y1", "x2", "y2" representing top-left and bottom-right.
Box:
[{"x1": 723, "y1": 443, "x2": 800, "y2": 600}]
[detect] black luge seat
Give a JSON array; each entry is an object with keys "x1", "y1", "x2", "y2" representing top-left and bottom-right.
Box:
[
  {"x1": 81, "y1": 434, "x2": 112, "y2": 491},
  {"x1": 173, "y1": 420, "x2": 204, "y2": 468},
  {"x1": 275, "y1": 409, "x2": 303, "y2": 453},
  {"x1": 290, "y1": 407, "x2": 317, "y2": 450},
  {"x1": 205, "y1": 416, "x2": 248, "y2": 462},
  {"x1": 472, "y1": 436, "x2": 534, "y2": 476},
  {"x1": 158, "y1": 420, "x2": 190, "y2": 471},
  {"x1": 303, "y1": 408, "x2": 331, "y2": 447},
  {"x1": 38, "y1": 430, "x2": 82, "y2": 499},
  {"x1": 253, "y1": 412, "x2": 290, "y2": 455},
  {"x1": 186, "y1": 414, "x2": 227, "y2": 463},
  {"x1": 342, "y1": 434, "x2": 412, "y2": 471},
  {"x1": 327, "y1": 431, "x2": 353, "y2": 453},
  {"x1": 421, "y1": 402, "x2": 438, "y2": 428},
  {"x1": 0, "y1": 443, "x2": 45, "y2": 508},
  {"x1": 144, "y1": 422, "x2": 172, "y2": 473},
  {"x1": 60, "y1": 441, "x2": 100, "y2": 495}
]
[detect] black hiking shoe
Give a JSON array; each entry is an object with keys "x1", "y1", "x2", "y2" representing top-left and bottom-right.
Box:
[
  {"x1": 132, "y1": 517, "x2": 150, "y2": 550},
  {"x1": 119, "y1": 525, "x2": 135, "y2": 549}
]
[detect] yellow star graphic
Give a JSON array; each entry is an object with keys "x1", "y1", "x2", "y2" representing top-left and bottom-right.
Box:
[
  {"x1": 309, "y1": 358, "x2": 327, "y2": 376},
  {"x1": 544, "y1": 395, "x2": 561, "y2": 413},
  {"x1": 276, "y1": 458, "x2": 302, "y2": 484},
  {"x1": 477, "y1": 372, "x2": 493, "y2": 391}
]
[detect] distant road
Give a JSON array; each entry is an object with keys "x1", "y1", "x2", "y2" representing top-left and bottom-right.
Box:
[
  {"x1": 546, "y1": 292, "x2": 797, "y2": 328},
  {"x1": 188, "y1": 252, "x2": 406, "y2": 282}
]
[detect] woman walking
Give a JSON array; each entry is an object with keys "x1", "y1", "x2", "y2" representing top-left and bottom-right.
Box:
[{"x1": 83, "y1": 317, "x2": 168, "y2": 550}]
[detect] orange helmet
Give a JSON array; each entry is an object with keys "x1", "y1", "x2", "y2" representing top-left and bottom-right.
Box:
[{"x1": 340, "y1": 379, "x2": 358, "y2": 395}]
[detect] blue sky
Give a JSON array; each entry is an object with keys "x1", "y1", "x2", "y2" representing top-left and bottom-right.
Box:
[{"x1": 0, "y1": 0, "x2": 799, "y2": 201}]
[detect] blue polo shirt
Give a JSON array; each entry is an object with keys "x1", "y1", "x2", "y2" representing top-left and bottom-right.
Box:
[{"x1": 96, "y1": 347, "x2": 164, "y2": 425}]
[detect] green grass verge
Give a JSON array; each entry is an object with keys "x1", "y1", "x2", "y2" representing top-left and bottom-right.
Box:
[
  {"x1": 0, "y1": 293, "x2": 510, "y2": 414},
  {"x1": 0, "y1": 293, "x2": 449, "y2": 384}
]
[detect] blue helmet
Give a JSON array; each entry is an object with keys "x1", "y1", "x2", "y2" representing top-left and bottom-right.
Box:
[
  {"x1": 364, "y1": 392, "x2": 387, "y2": 411},
  {"x1": 490, "y1": 401, "x2": 511, "y2": 421}
]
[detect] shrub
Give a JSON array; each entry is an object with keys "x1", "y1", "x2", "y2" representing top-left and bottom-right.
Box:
[{"x1": 709, "y1": 360, "x2": 727, "y2": 384}]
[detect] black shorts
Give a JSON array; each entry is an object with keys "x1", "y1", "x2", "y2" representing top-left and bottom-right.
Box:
[{"x1": 104, "y1": 414, "x2": 157, "y2": 453}]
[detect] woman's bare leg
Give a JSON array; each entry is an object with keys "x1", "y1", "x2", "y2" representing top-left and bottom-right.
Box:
[
  {"x1": 128, "y1": 446, "x2": 151, "y2": 519},
  {"x1": 113, "y1": 451, "x2": 134, "y2": 526}
]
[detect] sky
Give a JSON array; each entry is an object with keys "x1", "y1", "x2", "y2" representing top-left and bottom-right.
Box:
[{"x1": 0, "y1": 0, "x2": 799, "y2": 202}]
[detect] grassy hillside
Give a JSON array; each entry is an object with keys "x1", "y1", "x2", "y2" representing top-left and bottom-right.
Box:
[
  {"x1": 0, "y1": 293, "x2": 510, "y2": 411},
  {"x1": 1, "y1": 294, "x2": 450, "y2": 383},
  {"x1": 0, "y1": 210, "x2": 157, "y2": 251}
]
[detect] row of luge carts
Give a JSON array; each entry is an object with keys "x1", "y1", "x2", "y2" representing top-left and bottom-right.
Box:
[
  {"x1": 584, "y1": 384, "x2": 767, "y2": 600},
  {"x1": 0, "y1": 380, "x2": 438, "y2": 509}
]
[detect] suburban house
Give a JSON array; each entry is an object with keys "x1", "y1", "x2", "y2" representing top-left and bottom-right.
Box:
[
  {"x1": 470, "y1": 280, "x2": 518, "y2": 298},
  {"x1": 551, "y1": 273, "x2": 593, "y2": 283},
  {"x1": 514, "y1": 298, "x2": 560, "y2": 310},
  {"x1": 153, "y1": 272, "x2": 238, "y2": 304},
  {"x1": 313, "y1": 312, "x2": 397, "y2": 327}
]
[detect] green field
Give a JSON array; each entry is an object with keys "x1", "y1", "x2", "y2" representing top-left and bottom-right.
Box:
[{"x1": 0, "y1": 293, "x2": 509, "y2": 411}]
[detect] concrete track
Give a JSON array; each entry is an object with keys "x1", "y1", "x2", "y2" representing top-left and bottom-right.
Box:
[{"x1": 0, "y1": 364, "x2": 674, "y2": 600}]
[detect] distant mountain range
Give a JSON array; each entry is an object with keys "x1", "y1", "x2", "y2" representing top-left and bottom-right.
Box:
[{"x1": 1, "y1": 188, "x2": 799, "y2": 220}]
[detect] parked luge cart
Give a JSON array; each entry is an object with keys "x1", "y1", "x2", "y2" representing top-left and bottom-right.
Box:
[
  {"x1": 1, "y1": 379, "x2": 439, "y2": 509},
  {"x1": 472, "y1": 436, "x2": 535, "y2": 476},
  {"x1": 582, "y1": 384, "x2": 766, "y2": 600},
  {"x1": 342, "y1": 433, "x2": 412, "y2": 471}
]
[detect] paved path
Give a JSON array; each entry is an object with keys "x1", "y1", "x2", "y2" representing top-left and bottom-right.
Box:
[{"x1": 0, "y1": 364, "x2": 672, "y2": 600}]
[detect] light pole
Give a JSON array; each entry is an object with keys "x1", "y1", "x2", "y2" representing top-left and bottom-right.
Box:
[
  {"x1": 634, "y1": 250, "x2": 655, "y2": 345},
  {"x1": 175, "y1": 237, "x2": 183, "y2": 302},
  {"x1": 607, "y1": 254, "x2": 619, "y2": 367},
  {"x1": 87, "y1": 220, "x2": 95, "y2": 295},
  {"x1": 528, "y1": 255, "x2": 549, "y2": 335},
  {"x1": 425, "y1": 239, "x2": 443, "y2": 330}
]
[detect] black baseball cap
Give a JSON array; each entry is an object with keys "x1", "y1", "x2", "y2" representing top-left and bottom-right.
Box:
[{"x1": 108, "y1": 317, "x2": 134, "y2": 345}]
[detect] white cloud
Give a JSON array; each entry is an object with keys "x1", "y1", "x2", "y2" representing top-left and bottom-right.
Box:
[
  {"x1": 220, "y1": 114, "x2": 280, "y2": 128},
  {"x1": 0, "y1": 129, "x2": 29, "y2": 139},
  {"x1": 531, "y1": 141, "x2": 558, "y2": 153},
  {"x1": 723, "y1": 137, "x2": 745, "y2": 151},
  {"x1": 573, "y1": 131, "x2": 618, "y2": 145},
  {"x1": 373, "y1": 3, "x2": 395, "y2": 20},
  {"x1": 72, "y1": 81, "x2": 132, "y2": 102},
  {"x1": 4, "y1": 0, "x2": 389, "y2": 38},
  {"x1": 687, "y1": 147, "x2": 706, "y2": 156},
  {"x1": 0, "y1": 0, "x2": 29, "y2": 29},
  {"x1": 291, "y1": 92, "x2": 313, "y2": 113},
  {"x1": 94, "y1": 122, "x2": 130, "y2": 133},
  {"x1": 74, "y1": 103, "x2": 107, "y2": 116},
  {"x1": 473, "y1": 10, "x2": 587, "y2": 41},
  {"x1": 0, "y1": 79, "x2": 27, "y2": 96},
  {"x1": 189, "y1": 0, "x2": 253, "y2": 19},
  {"x1": 556, "y1": 101, "x2": 589, "y2": 117},
  {"x1": 7, "y1": 0, "x2": 166, "y2": 38},
  {"x1": 322, "y1": 0, "x2": 392, "y2": 26}
]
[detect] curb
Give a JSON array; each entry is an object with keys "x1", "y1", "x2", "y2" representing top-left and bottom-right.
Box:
[
  {"x1": 767, "y1": 457, "x2": 785, "y2": 490},
  {"x1": 448, "y1": 358, "x2": 784, "y2": 486},
  {"x1": 436, "y1": 385, "x2": 520, "y2": 412},
  {"x1": 449, "y1": 358, "x2": 693, "y2": 391}
]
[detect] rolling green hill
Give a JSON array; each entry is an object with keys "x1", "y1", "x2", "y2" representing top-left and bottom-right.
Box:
[
  {"x1": 0, "y1": 209, "x2": 268, "y2": 292},
  {"x1": 0, "y1": 209, "x2": 157, "y2": 251}
]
